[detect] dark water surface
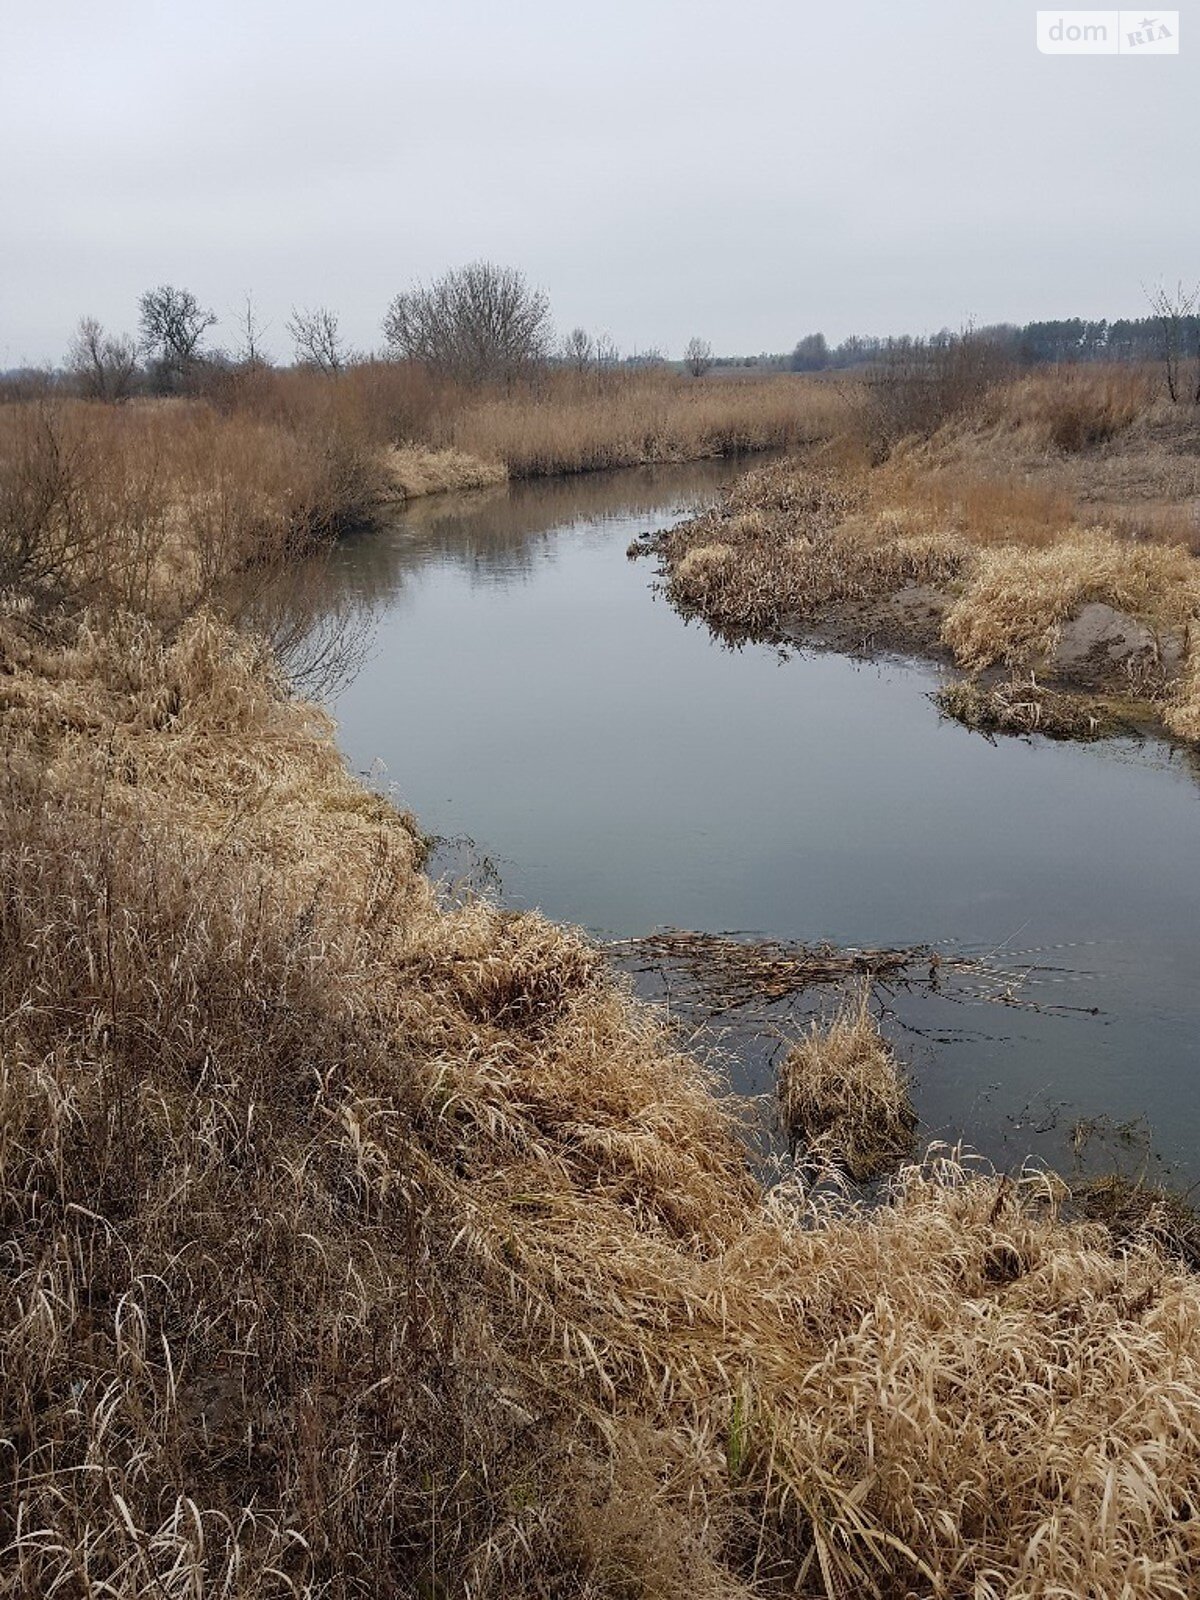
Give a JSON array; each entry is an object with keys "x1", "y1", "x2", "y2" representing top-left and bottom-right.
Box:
[{"x1": 317, "y1": 460, "x2": 1200, "y2": 1183}]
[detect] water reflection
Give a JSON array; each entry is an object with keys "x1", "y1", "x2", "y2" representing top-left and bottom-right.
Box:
[{"x1": 344, "y1": 457, "x2": 743, "y2": 592}]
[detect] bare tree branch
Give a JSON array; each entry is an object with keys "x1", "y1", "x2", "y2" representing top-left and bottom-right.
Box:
[
  {"x1": 286, "y1": 306, "x2": 346, "y2": 375},
  {"x1": 236, "y1": 294, "x2": 272, "y2": 369},
  {"x1": 1145, "y1": 280, "x2": 1199, "y2": 404}
]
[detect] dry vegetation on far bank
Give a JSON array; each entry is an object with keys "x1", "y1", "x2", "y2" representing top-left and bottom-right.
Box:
[{"x1": 653, "y1": 366, "x2": 1200, "y2": 744}]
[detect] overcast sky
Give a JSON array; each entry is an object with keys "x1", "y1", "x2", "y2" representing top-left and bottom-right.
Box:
[{"x1": 2, "y1": 0, "x2": 1196, "y2": 366}]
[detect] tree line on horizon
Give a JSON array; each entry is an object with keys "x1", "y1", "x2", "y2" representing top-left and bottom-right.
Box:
[
  {"x1": 777, "y1": 305, "x2": 1200, "y2": 374},
  {"x1": 1, "y1": 264, "x2": 725, "y2": 401},
  {"x1": 5, "y1": 262, "x2": 1200, "y2": 400}
]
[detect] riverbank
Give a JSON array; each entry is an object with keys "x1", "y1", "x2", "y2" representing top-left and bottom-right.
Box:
[
  {"x1": 645, "y1": 384, "x2": 1200, "y2": 746},
  {"x1": 0, "y1": 367, "x2": 844, "y2": 619},
  {"x1": 5, "y1": 581, "x2": 1200, "y2": 1593}
]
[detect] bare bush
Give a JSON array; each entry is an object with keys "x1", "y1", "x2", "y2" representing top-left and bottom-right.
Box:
[
  {"x1": 561, "y1": 326, "x2": 594, "y2": 371},
  {"x1": 0, "y1": 399, "x2": 386, "y2": 617},
  {"x1": 684, "y1": 336, "x2": 713, "y2": 377},
  {"x1": 1146, "y1": 280, "x2": 1200, "y2": 404},
  {"x1": 235, "y1": 293, "x2": 272, "y2": 369},
  {"x1": 0, "y1": 406, "x2": 95, "y2": 599},
  {"x1": 861, "y1": 331, "x2": 1014, "y2": 456},
  {"x1": 383, "y1": 261, "x2": 552, "y2": 381},
  {"x1": 66, "y1": 316, "x2": 138, "y2": 401}
]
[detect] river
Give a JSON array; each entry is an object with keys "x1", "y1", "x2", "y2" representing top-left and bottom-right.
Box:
[{"x1": 303, "y1": 458, "x2": 1200, "y2": 1184}]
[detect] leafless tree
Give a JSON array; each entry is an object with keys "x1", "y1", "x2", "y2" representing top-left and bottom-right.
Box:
[
  {"x1": 67, "y1": 316, "x2": 138, "y2": 401},
  {"x1": 684, "y1": 337, "x2": 713, "y2": 377},
  {"x1": 595, "y1": 333, "x2": 620, "y2": 368},
  {"x1": 382, "y1": 261, "x2": 552, "y2": 381},
  {"x1": 138, "y1": 285, "x2": 216, "y2": 390},
  {"x1": 236, "y1": 294, "x2": 271, "y2": 369},
  {"x1": 286, "y1": 306, "x2": 346, "y2": 375},
  {"x1": 561, "y1": 326, "x2": 594, "y2": 371},
  {"x1": 1146, "y1": 280, "x2": 1200, "y2": 403}
]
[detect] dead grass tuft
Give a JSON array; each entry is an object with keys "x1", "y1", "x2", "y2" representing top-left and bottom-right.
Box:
[
  {"x1": 1164, "y1": 647, "x2": 1200, "y2": 740},
  {"x1": 659, "y1": 460, "x2": 965, "y2": 642},
  {"x1": 987, "y1": 365, "x2": 1157, "y2": 453},
  {"x1": 936, "y1": 673, "x2": 1129, "y2": 740},
  {"x1": 1076, "y1": 1175, "x2": 1200, "y2": 1271},
  {"x1": 778, "y1": 997, "x2": 917, "y2": 1179}
]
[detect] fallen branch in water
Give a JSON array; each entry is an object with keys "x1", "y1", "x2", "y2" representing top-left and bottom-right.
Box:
[
  {"x1": 608, "y1": 928, "x2": 1098, "y2": 1024},
  {"x1": 608, "y1": 928, "x2": 941, "y2": 1016}
]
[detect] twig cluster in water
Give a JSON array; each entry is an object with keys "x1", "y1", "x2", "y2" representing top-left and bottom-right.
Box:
[{"x1": 609, "y1": 928, "x2": 937, "y2": 1016}]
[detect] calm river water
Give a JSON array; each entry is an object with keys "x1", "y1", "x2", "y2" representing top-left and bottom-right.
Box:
[{"x1": 310, "y1": 459, "x2": 1200, "y2": 1183}]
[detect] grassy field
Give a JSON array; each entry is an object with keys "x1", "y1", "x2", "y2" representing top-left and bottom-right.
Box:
[
  {"x1": 4, "y1": 368, "x2": 1200, "y2": 1592},
  {"x1": 652, "y1": 365, "x2": 1200, "y2": 744}
]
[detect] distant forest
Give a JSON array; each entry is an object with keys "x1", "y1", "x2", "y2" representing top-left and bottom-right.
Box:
[{"x1": 745, "y1": 316, "x2": 1200, "y2": 373}]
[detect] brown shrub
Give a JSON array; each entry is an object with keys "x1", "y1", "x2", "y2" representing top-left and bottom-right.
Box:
[
  {"x1": 858, "y1": 334, "x2": 1015, "y2": 458},
  {"x1": 0, "y1": 400, "x2": 386, "y2": 617}
]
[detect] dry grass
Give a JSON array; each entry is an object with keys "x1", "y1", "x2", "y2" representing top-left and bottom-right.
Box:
[
  {"x1": 214, "y1": 361, "x2": 848, "y2": 482},
  {"x1": 1077, "y1": 1176, "x2": 1200, "y2": 1272},
  {"x1": 6, "y1": 598, "x2": 1200, "y2": 1594},
  {"x1": 940, "y1": 530, "x2": 1200, "y2": 671},
  {"x1": 986, "y1": 365, "x2": 1158, "y2": 454},
  {"x1": 440, "y1": 370, "x2": 847, "y2": 478},
  {"x1": 0, "y1": 399, "x2": 385, "y2": 616},
  {"x1": 0, "y1": 367, "x2": 845, "y2": 622},
  {"x1": 382, "y1": 443, "x2": 507, "y2": 499},
  {"x1": 877, "y1": 463, "x2": 1078, "y2": 549},
  {"x1": 777, "y1": 998, "x2": 916, "y2": 1180},
  {"x1": 935, "y1": 674, "x2": 1127, "y2": 741},
  {"x1": 656, "y1": 393, "x2": 1200, "y2": 741},
  {"x1": 658, "y1": 459, "x2": 963, "y2": 642},
  {"x1": 612, "y1": 928, "x2": 929, "y2": 1016}
]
